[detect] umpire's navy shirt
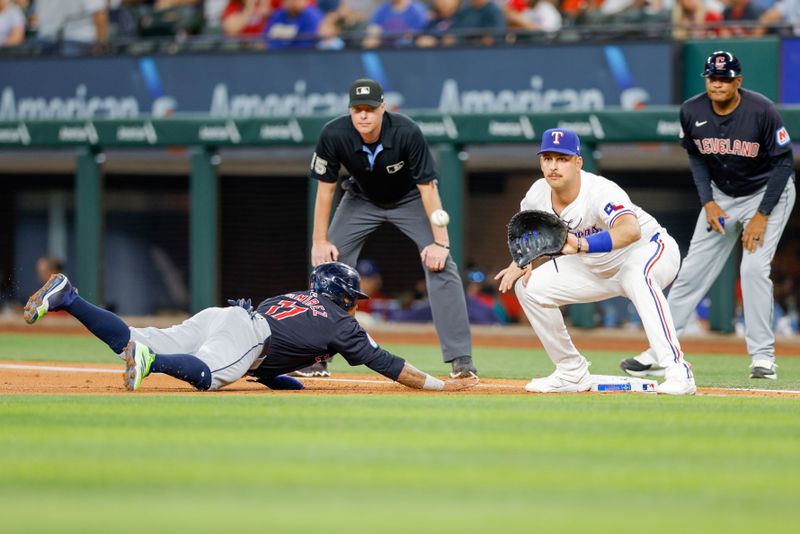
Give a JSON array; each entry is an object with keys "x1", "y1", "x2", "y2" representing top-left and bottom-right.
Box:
[
  {"x1": 254, "y1": 290, "x2": 406, "y2": 380},
  {"x1": 679, "y1": 88, "x2": 792, "y2": 197},
  {"x1": 309, "y1": 111, "x2": 438, "y2": 205}
]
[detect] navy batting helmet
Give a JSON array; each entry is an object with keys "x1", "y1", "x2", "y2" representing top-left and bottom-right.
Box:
[
  {"x1": 702, "y1": 51, "x2": 742, "y2": 78},
  {"x1": 310, "y1": 261, "x2": 368, "y2": 310}
]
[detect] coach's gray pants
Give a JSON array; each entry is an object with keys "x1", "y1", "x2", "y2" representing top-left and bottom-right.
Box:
[
  {"x1": 329, "y1": 190, "x2": 472, "y2": 362},
  {"x1": 643, "y1": 179, "x2": 795, "y2": 364}
]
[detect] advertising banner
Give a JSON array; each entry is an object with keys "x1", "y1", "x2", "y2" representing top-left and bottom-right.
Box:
[{"x1": 0, "y1": 43, "x2": 675, "y2": 121}]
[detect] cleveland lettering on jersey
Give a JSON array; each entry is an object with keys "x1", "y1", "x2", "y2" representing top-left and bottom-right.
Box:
[{"x1": 693, "y1": 138, "x2": 760, "y2": 157}]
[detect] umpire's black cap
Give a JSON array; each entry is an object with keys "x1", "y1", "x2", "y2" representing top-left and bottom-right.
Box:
[
  {"x1": 702, "y1": 51, "x2": 742, "y2": 78},
  {"x1": 349, "y1": 78, "x2": 384, "y2": 108}
]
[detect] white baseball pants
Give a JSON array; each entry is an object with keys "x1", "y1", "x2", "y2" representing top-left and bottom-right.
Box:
[{"x1": 515, "y1": 230, "x2": 692, "y2": 381}]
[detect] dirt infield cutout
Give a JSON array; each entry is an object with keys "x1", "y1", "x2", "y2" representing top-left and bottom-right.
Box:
[{"x1": 1, "y1": 362, "x2": 799, "y2": 398}]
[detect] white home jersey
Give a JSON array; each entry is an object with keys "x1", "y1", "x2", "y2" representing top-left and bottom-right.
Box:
[{"x1": 520, "y1": 170, "x2": 661, "y2": 276}]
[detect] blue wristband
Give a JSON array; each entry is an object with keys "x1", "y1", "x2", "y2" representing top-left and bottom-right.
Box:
[{"x1": 585, "y1": 231, "x2": 613, "y2": 253}]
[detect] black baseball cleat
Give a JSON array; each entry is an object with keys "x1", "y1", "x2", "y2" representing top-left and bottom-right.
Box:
[
  {"x1": 289, "y1": 361, "x2": 331, "y2": 378},
  {"x1": 749, "y1": 360, "x2": 777, "y2": 380},
  {"x1": 619, "y1": 357, "x2": 666, "y2": 378},
  {"x1": 450, "y1": 356, "x2": 478, "y2": 379}
]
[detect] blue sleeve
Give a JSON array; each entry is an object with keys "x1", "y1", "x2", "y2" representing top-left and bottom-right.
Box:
[
  {"x1": 760, "y1": 104, "x2": 792, "y2": 158},
  {"x1": 332, "y1": 316, "x2": 405, "y2": 380},
  {"x1": 410, "y1": 3, "x2": 430, "y2": 31},
  {"x1": 371, "y1": 4, "x2": 389, "y2": 25},
  {"x1": 365, "y1": 353, "x2": 406, "y2": 381},
  {"x1": 688, "y1": 152, "x2": 714, "y2": 207},
  {"x1": 488, "y1": 4, "x2": 507, "y2": 28},
  {"x1": 758, "y1": 151, "x2": 794, "y2": 215},
  {"x1": 299, "y1": 8, "x2": 323, "y2": 35}
]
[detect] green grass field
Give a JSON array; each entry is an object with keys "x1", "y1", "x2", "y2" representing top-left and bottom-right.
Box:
[{"x1": 2, "y1": 332, "x2": 800, "y2": 533}]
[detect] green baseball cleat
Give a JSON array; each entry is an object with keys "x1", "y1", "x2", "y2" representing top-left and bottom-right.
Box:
[{"x1": 124, "y1": 340, "x2": 156, "y2": 391}]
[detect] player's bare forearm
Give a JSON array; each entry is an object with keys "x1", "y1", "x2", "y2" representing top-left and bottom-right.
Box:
[
  {"x1": 312, "y1": 181, "x2": 337, "y2": 241},
  {"x1": 607, "y1": 213, "x2": 641, "y2": 248},
  {"x1": 311, "y1": 182, "x2": 339, "y2": 265},
  {"x1": 417, "y1": 182, "x2": 449, "y2": 244},
  {"x1": 396, "y1": 363, "x2": 478, "y2": 391}
]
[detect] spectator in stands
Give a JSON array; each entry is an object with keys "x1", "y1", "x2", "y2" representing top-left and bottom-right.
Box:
[
  {"x1": 36, "y1": 256, "x2": 64, "y2": 283},
  {"x1": 760, "y1": 0, "x2": 800, "y2": 34},
  {"x1": 156, "y1": 0, "x2": 203, "y2": 9},
  {"x1": 362, "y1": 0, "x2": 429, "y2": 48},
  {"x1": 672, "y1": 0, "x2": 723, "y2": 39},
  {"x1": 562, "y1": 0, "x2": 602, "y2": 24},
  {"x1": 0, "y1": 0, "x2": 25, "y2": 46},
  {"x1": 318, "y1": 0, "x2": 378, "y2": 47},
  {"x1": 222, "y1": 0, "x2": 271, "y2": 35},
  {"x1": 149, "y1": 0, "x2": 204, "y2": 36},
  {"x1": 264, "y1": 0, "x2": 324, "y2": 47},
  {"x1": 449, "y1": 0, "x2": 507, "y2": 46},
  {"x1": 35, "y1": 0, "x2": 108, "y2": 54},
  {"x1": 721, "y1": 0, "x2": 766, "y2": 35},
  {"x1": 416, "y1": 0, "x2": 459, "y2": 46},
  {"x1": 504, "y1": 0, "x2": 562, "y2": 33}
]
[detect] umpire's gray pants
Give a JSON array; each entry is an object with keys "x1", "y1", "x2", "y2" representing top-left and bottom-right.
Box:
[{"x1": 328, "y1": 190, "x2": 472, "y2": 362}]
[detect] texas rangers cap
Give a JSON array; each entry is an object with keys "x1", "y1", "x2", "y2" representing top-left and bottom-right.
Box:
[
  {"x1": 349, "y1": 78, "x2": 384, "y2": 108},
  {"x1": 702, "y1": 51, "x2": 742, "y2": 78},
  {"x1": 538, "y1": 128, "x2": 581, "y2": 156}
]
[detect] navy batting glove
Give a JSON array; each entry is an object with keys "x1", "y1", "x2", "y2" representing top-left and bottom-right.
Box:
[{"x1": 227, "y1": 298, "x2": 255, "y2": 318}]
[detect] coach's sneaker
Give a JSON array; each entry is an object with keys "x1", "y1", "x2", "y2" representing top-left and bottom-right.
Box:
[
  {"x1": 23, "y1": 273, "x2": 78, "y2": 324},
  {"x1": 657, "y1": 365, "x2": 696, "y2": 396},
  {"x1": 525, "y1": 369, "x2": 592, "y2": 393},
  {"x1": 619, "y1": 351, "x2": 666, "y2": 378},
  {"x1": 289, "y1": 361, "x2": 330, "y2": 378},
  {"x1": 450, "y1": 356, "x2": 478, "y2": 379},
  {"x1": 124, "y1": 340, "x2": 155, "y2": 391},
  {"x1": 749, "y1": 359, "x2": 777, "y2": 380}
]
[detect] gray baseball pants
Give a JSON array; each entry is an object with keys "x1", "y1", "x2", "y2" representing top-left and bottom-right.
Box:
[
  {"x1": 642, "y1": 178, "x2": 795, "y2": 363},
  {"x1": 328, "y1": 190, "x2": 472, "y2": 362}
]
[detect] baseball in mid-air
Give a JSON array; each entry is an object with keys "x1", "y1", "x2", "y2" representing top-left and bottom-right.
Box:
[{"x1": 430, "y1": 209, "x2": 450, "y2": 227}]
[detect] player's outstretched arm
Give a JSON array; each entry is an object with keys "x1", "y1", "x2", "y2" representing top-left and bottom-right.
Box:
[{"x1": 396, "y1": 362, "x2": 479, "y2": 391}]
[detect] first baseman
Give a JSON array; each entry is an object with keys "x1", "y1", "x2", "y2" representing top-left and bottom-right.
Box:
[
  {"x1": 496, "y1": 128, "x2": 695, "y2": 395},
  {"x1": 621, "y1": 50, "x2": 795, "y2": 380}
]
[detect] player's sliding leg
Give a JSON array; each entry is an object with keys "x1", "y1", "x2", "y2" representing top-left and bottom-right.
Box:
[
  {"x1": 24, "y1": 273, "x2": 131, "y2": 354},
  {"x1": 123, "y1": 340, "x2": 212, "y2": 391}
]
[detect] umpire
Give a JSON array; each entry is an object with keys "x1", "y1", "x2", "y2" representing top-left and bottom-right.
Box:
[
  {"x1": 302, "y1": 78, "x2": 476, "y2": 379},
  {"x1": 621, "y1": 50, "x2": 796, "y2": 380}
]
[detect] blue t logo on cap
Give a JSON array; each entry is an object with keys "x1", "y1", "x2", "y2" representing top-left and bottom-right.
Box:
[{"x1": 537, "y1": 128, "x2": 581, "y2": 156}]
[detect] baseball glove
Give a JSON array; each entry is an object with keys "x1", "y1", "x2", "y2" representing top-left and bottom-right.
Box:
[{"x1": 507, "y1": 210, "x2": 568, "y2": 268}]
